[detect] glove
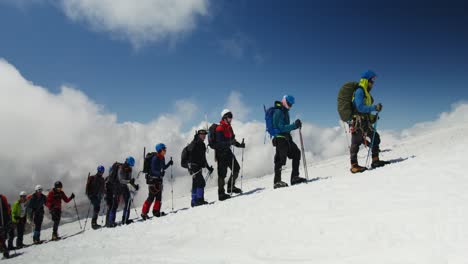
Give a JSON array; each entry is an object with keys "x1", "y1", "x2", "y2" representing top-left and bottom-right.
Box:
[
  {"x1": 129, "y1": 178, "x2": 135, "y2": 185},
  {"x1": 238, "y1": 142, "x2": 245, "y2": 148},
  {"x1": 207, "y1": 166, "x2": 214, "y2": 174},
  {"x1": 375, "y1": 103, "x2": 382, "y2": 112},
  {"x1": 134, "y1": 184, "x2": 139, "y2": 191},
  {"x1": 294, "y1": 119, "x2": 302, "y2": 129},
  {"x1": 167, "y1": 160, "x2": 174, "y2": 167},
  {"x1": 70, "y1": 193, "x2": 75, "y2": 199},
  {"x1": 161, "y1": 171, "x2": 166, "y2": 177}
]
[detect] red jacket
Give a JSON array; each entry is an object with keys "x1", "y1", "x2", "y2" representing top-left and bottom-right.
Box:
[
  {"x1": 46, "y1": 189, "x2": 72, "y2": 211},
  {"x1": 1, "y1": 194, "x2": 11, "y2": 226}
]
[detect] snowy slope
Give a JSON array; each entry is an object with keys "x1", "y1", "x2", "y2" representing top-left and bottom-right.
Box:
[{"x1": 5, "y1": 124, "x2": 468, "y2": 264}]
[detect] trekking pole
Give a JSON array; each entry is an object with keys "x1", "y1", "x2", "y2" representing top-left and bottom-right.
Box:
[
  {"x1": 365, "y1": 113, "x2": 379, "y2": 168},
  {"x1": 72, "y1": 198, "x2": 83, "y2": 230},
  {"x1": 298, "y1": 128, "x2": 310, "y2": 182},
  {"x1": 99, "y1": 198, "x2": 106, "y2": 228},
  {"x1": 170, "y1": 157, "x2": 174, "y2": 212},
  {"x1": 230, "y1": 145, "x2": 235, "y2": 195},
  {"x1": 82, "y1": 201, "x2": 92, "y2": 231},
  {"x1": 240, "y1": 138, "x2": 245, "y2": 192}
]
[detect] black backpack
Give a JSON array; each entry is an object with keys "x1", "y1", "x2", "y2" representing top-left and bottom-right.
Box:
[
  {"x1": 181, "y1": 145, "x2": 190, "y2": 169},
  {"x1": 143, "y1": 152, "x2": 156, "y2": 174},
  {"x1": 208, "y1": 123, "x2": 218, "y2": 149},
  {"x1": 108, "y1": 162, "x2": 122, "y2": 184}
]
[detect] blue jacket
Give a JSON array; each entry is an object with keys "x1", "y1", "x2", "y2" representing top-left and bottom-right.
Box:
[
  {"x1": 272, "y1": 101, "x2": 297, "y2": 137},
  {"x1": 151, "y1": 154, "x2": 166, "y2": 177},
  {"x1": 353, "y1": 88, "x2": 376, "y2": 114}
]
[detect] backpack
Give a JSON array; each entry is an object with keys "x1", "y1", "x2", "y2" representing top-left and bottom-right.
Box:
[
  {"x1": 108, "y1": 162, "x2": 122, "y2": 184},
  {"x1": 207, "y1": 123, "x2": 218, "y2": 149},
  {"x1": 264, "y1": 105, "x2": 281, "y2": 138},
  {"x1": 143, "y1": 152, "x2": 156, "y2": 174},
  {"x1": 180, "y1": 145, "x2": 190, "y2": 169},
  {"x1": 337, "y1": 82, "x2": 360, "y2": 122}
]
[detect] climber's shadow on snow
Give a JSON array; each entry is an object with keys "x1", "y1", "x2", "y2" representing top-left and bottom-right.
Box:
[
  {"x1": 386, "y1": 156, "x2": 415, "y2": 164},
  {"x1": 241, "y1": 187, "x2": 265, "y2": 196},
  {"x1": 307, "y1": 176, "x2": 331, "y2": 183},
  {"x1": 380, "y1": 149, "x2": 392, "y2": 153}
]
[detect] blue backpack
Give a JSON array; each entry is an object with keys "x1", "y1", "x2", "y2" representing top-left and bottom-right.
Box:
[{"x1": 264, "y1": 105, "x2": 280, "y2": 138}]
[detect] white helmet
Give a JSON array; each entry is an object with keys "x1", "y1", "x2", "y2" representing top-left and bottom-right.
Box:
[
  {"x1": 35, "y1": 185, "x2": 43, "y2": 191},
  {"x1": 221, "y1": 109, "x2": 232, "y2": 118},
  {"x1": 20, "y1": 191, "x2": 27, "y2": 196}
]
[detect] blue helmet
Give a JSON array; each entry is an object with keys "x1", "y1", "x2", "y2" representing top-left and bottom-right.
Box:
[
  {"x1": 125, "y1": 156, "x2": 135, "y2": 167},
  {"x1": 155, "y1": 143, "x2": 167, "y2": 152},
  {"x1": 97, "y1": 165, "x2": 105, "y2": 173},
  {"x1": 284, "y1": 95, "x2": 295, "y2": 106},
  {"x1": 361, "y1": 70, "x2": 377, "y2": 80}
]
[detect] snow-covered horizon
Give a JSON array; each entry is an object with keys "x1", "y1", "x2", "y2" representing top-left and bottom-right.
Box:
[{"x1": 3, "y1": 104, "x2": 468, "y2": 263}]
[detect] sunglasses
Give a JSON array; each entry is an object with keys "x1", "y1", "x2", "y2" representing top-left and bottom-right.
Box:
[
  {"x1": 369, "y1": 77, "x2": 376, "y2": 84},
  {"x1": 225, "y1": 113, "x2": 233, "y2": 119}
]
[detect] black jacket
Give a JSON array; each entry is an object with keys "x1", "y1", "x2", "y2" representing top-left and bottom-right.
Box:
[
  {"x1": 187, "y1": 135, "x2": 209, "y2": 170},
  {"x1": 27, "y1": 193, "x2": 46, "y2": 216}
]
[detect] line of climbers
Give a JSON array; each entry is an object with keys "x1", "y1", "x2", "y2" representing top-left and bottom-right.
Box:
[{"x1": 0, "y1": 70, "x2": 389, "y2": 259}]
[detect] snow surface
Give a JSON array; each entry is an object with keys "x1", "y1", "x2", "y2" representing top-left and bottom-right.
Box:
[{"x1": 5, "y1": 124, "x2": 468, "y2": 264}]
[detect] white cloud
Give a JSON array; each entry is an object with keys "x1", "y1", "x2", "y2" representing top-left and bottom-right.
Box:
[
  {"x1": 2, "y1": 58, "x2": 467, "y2": 216},
  {"x1": 225, "y1": 90, "x2": 250, "y2": 122},
  {"x1": 220, "y1": 33, "x2": 265, "y2": 64},
  {"x1": 57, "y1": 0, "x2": 210, "y2": 48}
]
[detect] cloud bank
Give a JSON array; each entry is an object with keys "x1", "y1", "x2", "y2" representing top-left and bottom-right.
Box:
[
  {"x1": 2, "y1": 58, "x2": 467, "y2": 213},
  {"x1": 1, "y1": 0, "x2": 210, "y2": 48}
]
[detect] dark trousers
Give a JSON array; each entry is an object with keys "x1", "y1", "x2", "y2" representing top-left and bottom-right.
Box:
[
  {"x1": 50, "y1": 210, "x2": 61, "y2": 235},
  {"x1": 273, "y1": 137, "x2": 301, "y2": 183},
  {"x1": 33, "y1": 212, "x2": 44, "y2": 241},
  {"x1": 89, "y1": 196, "x2": 101, "y2": 220},
  {"x1": 120, "y1": 185, "x2": 131, "y2": 224},
  {"x1": 106, "y1": 193, "x2": 119, "y2": 227},
  {"x1": 142, "y1": 181, "x2": 163, "y2": 215},
  {"x1": 16, "y1": 218, "x2": 26, "y2": 247},
  {"x1": 350, "y1": 126, "x2": 381, "y2": 164},
  {"x1": 191, "y1": 168, "x2": 206, "y2": 205},
  {"x1": 7, "y1": 224, "x2": 14, "y2": 249},
  {"x1": 0, "y1": 228, "x2": 6, "y2": 253},
  {"x1": 217, "y1": 152, "x2": 240, "y2": 194}
]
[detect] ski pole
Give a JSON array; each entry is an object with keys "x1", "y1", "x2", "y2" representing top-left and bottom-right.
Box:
[
  {"x1": 366, "y1": 113, "x2": 379, "y2": 168},
  {"x1": 82, "y1": 201, "x2": 91, "y2": 231},
  {"x1": 204, "y1": 169, "x2": 213, "y2": 182},
  {"x1": 230, "y1": 145, "x2": 235, "y2": 195},
  {"x1": 170, "y1": 157, "x2": 174, "y2": 212},
  {"x1": 240, "y1": 138, "x2": 245, "y2": 191},
  {"x1": 299, "y1": 128, "x2": 309, "y2": 182},
  {"x1": 72, "y1": 197, "x2": 83, "y2": 230}
]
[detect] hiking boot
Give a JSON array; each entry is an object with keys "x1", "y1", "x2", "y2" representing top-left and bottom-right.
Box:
[
  {"x1": 227, "y1": 185, "x2": 242, "y2": 194},
  {"x1": 350, "y1": 163, "x2": 367, "y2": 174},
  {"x1": 141, "y1": 213, "x2": 149, "y2": 220},
  {"x1": 291, "y1": 176, "x2": 307, "y2": 185},
  {"x1": 371, "y1": 157, "x2": 390, "y2": 168},
  {"x1": 51, "y1": 233, "x2": 60, "y2": 241},
  {"x1": 195, "y1": 198, "x2": 209, "y2": 206},
  {"x1": 125, "y1": 219, "x2": 134, "y2": 225},
  {"x1": 153, "y1": 211, "x2": 166, "y2": 217},
  {"x1": 218, "y1": 193, "x2": 231, "y2": 201},
  {"x1": 274, "y1": 181, "x2": 289, "y2": 189},
  {"x1": 3, "y1": 251, "x2": 9, "y2": 259}
]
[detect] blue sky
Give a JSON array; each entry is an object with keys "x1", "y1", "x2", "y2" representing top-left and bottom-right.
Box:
[{"x1": 1, "y1": 0, "x2": 467, "y2": 130}]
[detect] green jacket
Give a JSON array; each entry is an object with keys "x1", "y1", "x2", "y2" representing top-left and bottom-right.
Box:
[{"x1": 11, "y1": 200, "x2": 26, "y2": 223}]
